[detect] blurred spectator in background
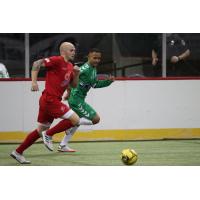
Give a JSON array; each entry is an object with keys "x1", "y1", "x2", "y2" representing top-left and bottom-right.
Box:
[
  {"x1": 0, "y1": 62, "x2": 10, "y2": 78},
  {"x1": 152, "y1": 33, "x2": 190, "y2": 76}
]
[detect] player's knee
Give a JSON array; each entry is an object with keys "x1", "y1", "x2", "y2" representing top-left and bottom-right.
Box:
[
  {"x1": 72, "y1": 119, "x2": 80, "y2": 126},
  {"x1": 37, "y1": 124, "x2": 50, "y2": 134},
  {"x1": 92, "y1": 115, "x2": 100, "y2": 124},
  {"x1": 69, "y1": 113, "x2": 80, "y2": 126}
]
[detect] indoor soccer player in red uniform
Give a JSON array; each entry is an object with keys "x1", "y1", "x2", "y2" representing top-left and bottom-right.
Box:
[{"x1": 10, "y1": 42, "x2": 80, "y2": 164}]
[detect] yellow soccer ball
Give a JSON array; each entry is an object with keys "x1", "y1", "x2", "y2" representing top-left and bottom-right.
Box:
[{"x1": 121, "y1": 148, "x2": 138, "y2": 165}]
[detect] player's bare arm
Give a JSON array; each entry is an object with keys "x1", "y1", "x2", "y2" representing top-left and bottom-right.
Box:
[
  {"x1": 70, "y1": 65, "x2": 80, "y2": 88},
  {"x1": 178, "y1": 49, "x2": 190, "y2": 61},
  {"x1": 171, "y1": 49, "x2": 190, "y2": 64},
  {"x1": 152, "y1": 49, "x2": 158, "y2": 66},
  {"x1": 31, "y1": 59, "x2": 45, "y2": 91}
]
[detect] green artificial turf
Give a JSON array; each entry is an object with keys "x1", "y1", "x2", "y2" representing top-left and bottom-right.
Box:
[{"x1": 1, "y1": 139, "x2": 200, "y2": 166}]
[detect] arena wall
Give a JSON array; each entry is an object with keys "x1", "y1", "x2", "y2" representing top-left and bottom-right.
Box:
[{"x1": 0, "y1": 79, "x2": 200, "y2": 142}]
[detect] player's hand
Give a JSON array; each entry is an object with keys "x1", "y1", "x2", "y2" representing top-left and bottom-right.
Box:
[
  {"x1": 171, "y1": 56, "x2": 179, "y2": 64},
  {"x1": 62, "y1": 93, "x2": 69, "y2": 101},
  {"x1": 152, "y1": 58, "x2": 158, "y2": 66},
  {"x1": 73, "y1": 65, "x2": 80, "y2": 76},
  {"x1": 107, "y1": 75, "x2": 115, "y2": 81},
  {"x1": 62, "y1": 89, "x2": 70, "y2": 101},
  {"x1": 31, "y1": 82, "x2": 39, "y2": 91}
]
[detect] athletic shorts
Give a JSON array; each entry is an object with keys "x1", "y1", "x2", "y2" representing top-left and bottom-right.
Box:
[
  {"x1": 37, "y1": 94, "x2": 72, "y2": 125},
  {"x1": 68, "y1": 96, "x2": 96, "y2": 120}
]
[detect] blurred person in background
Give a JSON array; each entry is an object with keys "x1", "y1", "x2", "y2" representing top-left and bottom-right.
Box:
[
  {"x1": 0, "y1": 62, "x2": 10, "y2": 78},
  {"x1": 152, "y1": 33, "x2": 190, "y2": 76}
]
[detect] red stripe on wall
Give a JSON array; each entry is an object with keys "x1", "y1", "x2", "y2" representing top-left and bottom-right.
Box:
[{"x1": 1, "y1": 77, "x2": 200, "y2": 81}]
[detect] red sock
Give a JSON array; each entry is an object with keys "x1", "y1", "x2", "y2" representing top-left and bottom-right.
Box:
[
  {"x1": 46, "y1": 119, "x2": 73, "y2": 136},
  {"x1": 16, "y1": 129, "x2": 40, "y2": 154}
]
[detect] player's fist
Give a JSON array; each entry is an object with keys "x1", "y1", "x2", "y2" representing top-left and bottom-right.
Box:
[
  {"x1": 62, "y1": 88, "x2": 71, "y2": 101},
  {"x1": 73, "y1": 65, "x2": 80, "y2": 75},
  {"x1": 31, "y1": 82, "x2": 39, "y2": 91},
  {"x1": 107, "y1": 75, "x2": 115, "y2": 81},
  {"x1": 171, "y1": 56, "x2": 179, "y2": 64}
]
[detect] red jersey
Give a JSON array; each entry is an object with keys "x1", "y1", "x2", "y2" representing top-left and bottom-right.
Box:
[{"x1": 43, "y1": 56, "x2": 74, "y2": 99}]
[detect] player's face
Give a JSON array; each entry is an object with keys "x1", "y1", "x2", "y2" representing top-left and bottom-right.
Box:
[
  {"x1": 88, "y1": 52, "x2": 101, "y2": 67},
  {"x1": 65, "y1": 46, "x2": 76, "y2": 61}
]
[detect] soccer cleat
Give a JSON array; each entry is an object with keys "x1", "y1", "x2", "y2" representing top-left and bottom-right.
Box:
[
  {"x1": 10, "y1": 150, "x2": 31, "y2": 164},
  {"x1": 57, "y1": 145, "x2": 77, "y2": 152},
  {"x1": 42, "y1": 131, "x2": 53, "y2": 151}
]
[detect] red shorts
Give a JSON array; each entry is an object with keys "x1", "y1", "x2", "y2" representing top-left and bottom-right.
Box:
[{"x1": 37, "y1": 94, "x2": 71, "y2": 125}]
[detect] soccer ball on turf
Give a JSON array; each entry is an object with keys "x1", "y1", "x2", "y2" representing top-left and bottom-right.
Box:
[{"x1": 121, "y1": 148, "x2": 138, "y2": 165}]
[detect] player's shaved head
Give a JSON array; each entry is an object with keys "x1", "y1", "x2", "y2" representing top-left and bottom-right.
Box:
[
  {"x1": 59, "y1": 42, "x2": 76, "y2": 61},
  {"x1": 59, "y1": 42, "x2": 75, "y2": 54}
]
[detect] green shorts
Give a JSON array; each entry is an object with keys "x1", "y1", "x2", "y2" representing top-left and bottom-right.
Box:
[{"x1": 68, "y1": 95, "x2": 97, "y2": 120}]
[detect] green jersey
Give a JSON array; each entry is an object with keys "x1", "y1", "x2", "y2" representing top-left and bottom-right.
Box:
[{"x1": 70, "y1": 62, "x2": 113, "y2": 99}]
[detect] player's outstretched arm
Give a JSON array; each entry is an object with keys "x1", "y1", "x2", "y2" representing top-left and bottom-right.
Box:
[
  {"x1": 93, "y1": 75, "x2": 115, "y2": 88},
  {"x1": 70, "y1": 65, "x2": 80, "y2": 88},
  {"x1": 31, "y1": 59, "x2": 44, "y2": 91}
]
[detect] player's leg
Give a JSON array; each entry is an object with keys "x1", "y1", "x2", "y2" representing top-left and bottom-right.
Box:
[
  {"x1": 41, "y1": 100, "x2": 80, "y2": 151},
  {"x1": 10, "y1": 106, "x2": 53, "y2": 164},
  {"x1": 70, "y1": 97, "x2": 95, "y2": 126},
  {"x1": 91, "y1": 113, "x2": 100, "y2": 124},
  {"x1": 42, "y1": 112, "x2": 79, "y2": 151},
  {"x1": 58, "y1": 126, "x2": 79, "y2": 152},
  {"x1": 16, "y1": 123, "x2": 50, "y2": 154},
  {"x1": 10, "y1": 123, "x2": 50, "y2": 164},
  {"x1": 58, "y1": 101, "x2": 98, "y2": 152}
]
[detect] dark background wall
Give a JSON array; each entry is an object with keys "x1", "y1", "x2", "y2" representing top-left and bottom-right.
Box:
[{"x1": 0, "y1": 33, "x2": 200, "y2": 77}]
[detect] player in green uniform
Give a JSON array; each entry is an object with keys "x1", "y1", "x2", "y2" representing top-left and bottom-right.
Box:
[{"x1": 58, "y1": 48, "x2": 115, "y2": 152}]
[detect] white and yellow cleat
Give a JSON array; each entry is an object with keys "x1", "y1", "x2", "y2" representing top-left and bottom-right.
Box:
[
  {"x1": 10, "y1": 150, "x2": 31, "y2": 164},
  {"x1": 58, "y1": 145, "x2": 77, "y2": 152},
  {"x1": 42, "y1": 131, "x2": 53, "y2": 151}
]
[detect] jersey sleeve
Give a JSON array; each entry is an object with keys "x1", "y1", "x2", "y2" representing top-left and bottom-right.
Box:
[
  {"x1": 43, "y1": 56, "x2": 59, "y2": 69},
  {"x1": 78, "y1": 66, "x2": 92, "y2": 90},
  {"x1": 79, "y1": 65, "x2": 90, "y2": 80},
  {"x1": 93, "y1": 79, "x2": 113, "y2": 88}
]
